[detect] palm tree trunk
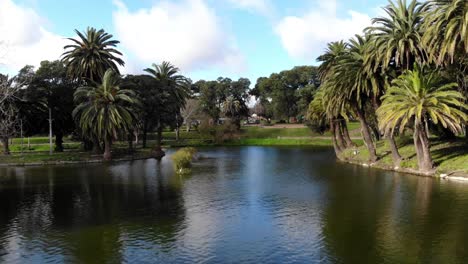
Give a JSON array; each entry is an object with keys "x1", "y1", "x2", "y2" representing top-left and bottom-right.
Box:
[
  {"x1": 354, "y1": 106, "x2": 378, "y2": 163},
  {"x1": 103, "y1": 136, "x2": 112, "y2": 161},
  {"x1": 1, "y1": 137, "x2": 10, "y2": 155},
  {"x1": 386, "y1": 131, "x2": 402, "y2": 167},
  {"x1": 340, "y1": 119, "x2": 356, "y2": 148},
  {"x1": 417, "y1": 121, "x2": 433, "y2": 173},
  {"x1": 335, "y1": 121, "x2": 346, "y2": 151},
  {"x1": 330, "y1": 120, "x2": 342, "y2": 157}
]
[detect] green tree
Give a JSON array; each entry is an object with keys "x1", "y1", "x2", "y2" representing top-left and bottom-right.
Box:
[
  {"x1": 62, "y1": 27, "x2": 124, "y2": 82},
  {"x1": 144, "y1": 61, "x2": 189, "y2": 157},
  {"x1": 328, "y1": 35, "x2": 379, "y2": 162},
  {"x1": 253, "y1": 66, "x2": 319, "y2": 121},
  {"x1": 377, "y1": 65, "x2": 467, "y2": 173},
  {"x1": 24, "y1": 61, "x2": 76, "y2": 152},
  {"x1": 422, "y1": 0, "x2": 467, "y2": 66},
  {"x1": 366, "y1": 0, "x2": 427, "y2": 71},
  {"x1": 222, "y1": 96, "x2": 247, "y2": 129},
  {"x1": 316, "y1": 41, "x2": 355, "y2": 154},
  {"x1": 73, "y1": 69, "x2": 136, "y2": 161}
]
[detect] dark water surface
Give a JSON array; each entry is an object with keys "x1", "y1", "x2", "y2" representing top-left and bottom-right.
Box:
[{"x1": 1, "y1": 147, "x2": 468, "y2": 263}]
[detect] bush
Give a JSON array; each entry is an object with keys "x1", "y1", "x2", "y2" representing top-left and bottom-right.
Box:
[
  {"x1": 214, "y1": 121, "x2": 239, "y2": 143},
  {"x1": 171, "y1": 147, "x2": 197, "y2": 174}
]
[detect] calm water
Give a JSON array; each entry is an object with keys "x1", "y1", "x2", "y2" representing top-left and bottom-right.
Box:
[{"x1": 1, "y1": 147, "x2": 468, "y2": 263}]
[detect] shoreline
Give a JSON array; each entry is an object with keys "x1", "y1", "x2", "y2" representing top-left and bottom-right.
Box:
[
  {"x1": 339, "y1": 157, "x2": 468, "y2": 182},
  {"x1": 2, "y1": 139, "x2": 468, "y2": 183}
]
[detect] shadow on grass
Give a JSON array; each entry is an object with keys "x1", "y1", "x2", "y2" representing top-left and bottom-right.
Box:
[{"x1": 431, "y1": 139, "x2": 468, "y2": 167}]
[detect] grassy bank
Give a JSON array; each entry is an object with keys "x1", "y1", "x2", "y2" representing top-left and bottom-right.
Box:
[
  {"x1": 341, "y1": 137, "x2": 468, "y2": 176},
  {"x1": 0, "y1": 148, "x2": 153, "y2": 166}
]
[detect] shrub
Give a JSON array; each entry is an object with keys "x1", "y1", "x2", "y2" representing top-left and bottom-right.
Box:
[{"x1": 171, "y1": 147, "x2": 197, "y2": 174}]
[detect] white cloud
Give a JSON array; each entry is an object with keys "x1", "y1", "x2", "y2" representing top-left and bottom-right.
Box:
[
  {"x1": 112, "y1": 0, "x2": 246, "y2": 74},
  {"x1": 225, "y1": 0, "x2": 273, "y2": 16},
  {"x1": 0, "y1": 0, "x2": 67, "y2": 72},
  {"x1": 275, "y1": 0, "x2": 372, "y2": 60}
]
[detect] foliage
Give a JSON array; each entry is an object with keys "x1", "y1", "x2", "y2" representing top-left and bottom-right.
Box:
[
  {"x1": 171, "y1": 147, "x2": 197, "y2": 173},
  {"x1": 62, "y1": 27, "x2": 124, "y2": 82},
  {"x1": 378, "y1": 65, "x2": 467, "y2": 135},
  {"x1": 73, "y1": 69, "x2": 137, "y2": 160},
  {"x1": 252, "y1": 66, "x2": 320, "y2": 120},
  {"x1": 20, "y1": 60, "x2": 77, "y2": 151}
]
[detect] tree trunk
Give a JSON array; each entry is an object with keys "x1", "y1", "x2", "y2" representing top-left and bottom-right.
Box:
[
  {"x1": 103, "y1": 136, "x2": 112, "y2": 161},
  {"x1": 1, "y1": 137, "x2": 10, "y2": 155},
  {"x1": 330, "y1": 120, "x2": 342, "y2": 157},
  {"x1": 341, "y1": 119, "x2": 356, "y2": 148},
  {"x1": 415, "y1": 121, "x2": 433, "y2": 173},
  {"x1": 387, "y1": 131, "x2": 402, "y2": 167},
  {"x1": 354, "y1": 106, "x2": 378, "y2": 163},
  {"x1": 335, "y1": 121, "x2": 346, "y2": 151},
  {"x1": 186, "y1": 120, "x2": 191, "y2": 132},
  {"x1": 176, "y1": 127, "x2": 180, "y2": 141},
  {"x1": 55, "y1": 131, "x2": 64, "y2": 152}
]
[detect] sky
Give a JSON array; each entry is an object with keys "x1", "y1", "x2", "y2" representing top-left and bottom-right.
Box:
[{"x1": 0, "y1": 0, "x2": 388, "y2": 84}]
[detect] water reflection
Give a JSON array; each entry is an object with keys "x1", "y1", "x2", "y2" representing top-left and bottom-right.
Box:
[{"x1": 1, "y1": 147, "x2": 468, "y2": 263}]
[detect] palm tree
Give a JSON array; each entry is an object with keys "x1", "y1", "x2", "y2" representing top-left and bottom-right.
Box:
[
  {"x1": 377, "y1": 65, "x2": 467, "y2": 173},
  {"x1": 317, "y1": 41, "x2": 348, "y2": 80},
  {"x1": 422, "y1": 0, "x2": 468, "y2": 65},
  {"x1": 144, "y1": 61, "x2": 189, "y2": 157},
  {"x1": 222, "y1": 96, "x2": 246, "y2": 129},
  {"x1": 62, "y1": 27, "x2": 124, "y2": 82},
  {"x1": 73, "y1": 69, "x2": 136, "y2": 161},
  {"x1": 317, "y1": 41, "x2": 356, "y2": 154},
  {"x1": 422, "y1": 0, "x2": 468, "y2": 138},
  {"x1": 366, "y1": 0, "x2": 427, "y2": 71},
  {"x1": 330, "y1": 35, "x2": 379, "y2": 162}
]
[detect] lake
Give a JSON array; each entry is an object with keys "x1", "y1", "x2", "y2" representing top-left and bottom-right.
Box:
[{"x1": 1, "y1": 146, "x2": 468, "y2": 263}]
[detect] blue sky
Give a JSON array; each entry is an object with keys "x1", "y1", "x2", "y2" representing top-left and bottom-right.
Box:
[{"x1": 0, "y1": 0, "x2": 388, "y2": 84}]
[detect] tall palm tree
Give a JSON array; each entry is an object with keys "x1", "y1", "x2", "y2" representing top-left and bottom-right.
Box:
[
  {"x1": 377, "y1": 65, "x2": 467, "y2": 173},
  {"x1": 144, "y1": 61, "x2": 189, "y2": 157},
  {"x1": 422, "y1": 0, "x2": 468, "y2": 138},
  {"x1": 366, "y1": 0, "x2": 427, "y2": 71},
  {"x1": 317, "y1": 41, "x2": 355, "y2": 154},
  {"x1": 422, "y1": 0, "x2": 468, "y2": 65},
  {"x1": 317, "y1": 41, "x2": 348, "y2": 80},
  {"x1": 62, "y1": 27, "x2": 124, "y2": 82},
  {"x1": 331, "y1": 35, "x2": 379, "y2": 162},
  {"x1": 73, "y1": 69, "x2": 136, "y2": 161}
]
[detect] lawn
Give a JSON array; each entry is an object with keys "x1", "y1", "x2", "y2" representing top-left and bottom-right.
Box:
[{"x1": 341, "y1": 136, "x2": 468, "y2": 174}]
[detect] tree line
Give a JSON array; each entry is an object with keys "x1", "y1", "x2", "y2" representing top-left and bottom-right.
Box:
[{"x1": 307, "y1": 0, "x2": 467, "y2": 173}]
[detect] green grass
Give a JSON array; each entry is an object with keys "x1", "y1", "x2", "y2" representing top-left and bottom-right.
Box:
[
  {"x1": 239, "y1": 127, "x2": 323, "y2": 138},
  {"x1": 11, "y1": 137, "x2": 74, "y2": 144},
  {"x1": 0, "y1": 148, "x2": 153, "y2": 164},
  {"x1": 224, "y1": 138, "x2": 334, "y2": 146},
  {"x1": 9, "y1": 143, "x2": 80, "y2": 152},
  {"x1": 341, "y1": 136, "x2": 468, "y2": 174}
]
